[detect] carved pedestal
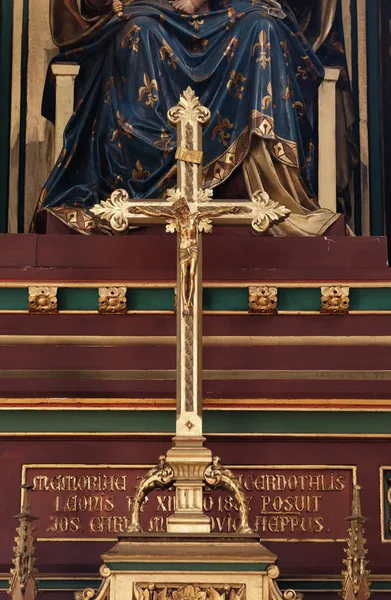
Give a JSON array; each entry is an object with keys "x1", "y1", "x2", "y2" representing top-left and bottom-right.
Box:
[{"x1": 86, "y1": 534, "x2": 300, "y2": 600}]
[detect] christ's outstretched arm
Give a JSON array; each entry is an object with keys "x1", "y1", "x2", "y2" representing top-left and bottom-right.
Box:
[
  {"x1": 196, "y1": 205, "x2": 251, "y2": 221},
  {"x1": 127, "y1": 205, "x2": 178, "y2": 220}
]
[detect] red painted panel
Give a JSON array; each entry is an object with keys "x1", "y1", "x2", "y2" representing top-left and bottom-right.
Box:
[
  {"x1": 0, "y1": 234, "x2": 387, "y2": 278},
  {"x1": 0, "y1": 437, "x2": 390, "y2": 576}
]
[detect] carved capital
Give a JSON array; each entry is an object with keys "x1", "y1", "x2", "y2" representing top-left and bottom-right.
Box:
[
  {"x1": 248, "y1": 286, "x2": 278, "y2": 314},
  {"x1": 321, "y1": 285, "x2": 350, "y2": 315},
  {"x1": 28, "y1": 286, "x2": 58, "y2": 314},
  {"x1": 99, "y1": 287, "x2": 127, "y2": 314}
]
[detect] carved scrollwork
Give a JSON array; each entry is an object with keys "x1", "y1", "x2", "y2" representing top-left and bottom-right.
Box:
[
  {"x1": 204, "y1": 457, "x2": 252, "y2": 534},
  {"x1": 127, "y1": 456, "x2": 175, "y2": 533},
  {"x1": 74, "y1": 566, "x2": 112, "y2": 600},
  {"x1": 74, "y1": 589, "x2": 96, "y2": 600},
  {"x1": 267, "y1": 566, "x2": 303, "y2": 600}
]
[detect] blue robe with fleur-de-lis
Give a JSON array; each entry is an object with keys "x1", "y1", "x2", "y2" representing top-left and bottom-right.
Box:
[{"x1": 36, "y1": 0, "x2": 325, "y2": 232}]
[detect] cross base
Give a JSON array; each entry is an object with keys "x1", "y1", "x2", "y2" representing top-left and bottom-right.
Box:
[
  {"x1": 126, "y1": 443, "x2": 252, "y2": 536},
  {"x1": 166, "y1": 437, "x2": 212, "y2": 533}
]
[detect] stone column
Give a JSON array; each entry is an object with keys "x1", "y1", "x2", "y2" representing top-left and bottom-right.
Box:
[
  {"x1": 51, "y1": 63, "x2": 80, "y2": 163},
  {"x1": 318, "y1": 67, "x2": 340, "y2": 213}
]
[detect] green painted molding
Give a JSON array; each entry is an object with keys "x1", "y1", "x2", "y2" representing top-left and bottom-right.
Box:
[
  {"x1": 2, "y1": 285, "x2": 391, "y2": 312},
  {"x1": 106, "y1": 562, "x2": 268, "y2": 572},
  {"x1": 2, "y1": 409, "x2": 391, "y2": 435},
  {"x1": 0, "y1": 577, "x2": 390, "y2": 593}
]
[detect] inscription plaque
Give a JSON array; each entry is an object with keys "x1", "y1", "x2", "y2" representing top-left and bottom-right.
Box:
[{"x1": 22, "y1": 464, "x2": 356, "y2": 542}]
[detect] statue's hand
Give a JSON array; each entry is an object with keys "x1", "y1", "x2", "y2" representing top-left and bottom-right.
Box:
[{"x1": 170, "y1": 0, "x2": 197, "y2": 14}]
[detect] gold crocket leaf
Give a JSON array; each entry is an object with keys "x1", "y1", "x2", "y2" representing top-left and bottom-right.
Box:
[
  {"x1": 198, "y1": 217, "x2": 213, "y2": 233},
  {"x1": 195, "y1": 188, "x2": 213, "y2": 202},
  {"x1": 90, "y1": 189, "x2": 131, "y2": 232},
  {"x1": 166, "y1": 219, "x2": 178, "y2": 233},
  {"x1": 166, "y1": 188, "x2": 184, "y2": 202},
  {"x1": 250, "y1": 190, "x2": 290, "y2": 233}
]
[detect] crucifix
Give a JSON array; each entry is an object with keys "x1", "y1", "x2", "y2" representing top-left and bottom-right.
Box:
[{"x1": 91, "y1": 87, "x2": 290, "y2": 534}]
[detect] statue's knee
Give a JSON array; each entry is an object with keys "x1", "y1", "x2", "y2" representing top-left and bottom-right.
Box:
[{"x1": 127, "y1": 15, "x2": 156, "y2": 33}]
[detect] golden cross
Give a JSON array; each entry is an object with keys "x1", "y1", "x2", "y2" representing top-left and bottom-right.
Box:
[{"x1": 91, "y1": 87, "x2": 289, "y2": 533}]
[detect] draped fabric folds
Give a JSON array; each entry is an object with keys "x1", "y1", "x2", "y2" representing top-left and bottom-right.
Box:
[{"x1": 34, "y1": 0, "x2": 340, "y2": 235}]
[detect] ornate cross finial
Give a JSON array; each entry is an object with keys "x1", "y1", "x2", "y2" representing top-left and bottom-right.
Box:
[
  {"x1": 9, "y1": 484, "x2": 38, "y2": 600},
  {"x1": 341, "y1": 485, "x2": 371, "y2": 600}
]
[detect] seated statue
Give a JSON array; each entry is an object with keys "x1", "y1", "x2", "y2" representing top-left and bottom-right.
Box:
[{"x1": 33, "y1": 0, "x2": 342, "y2": 235}]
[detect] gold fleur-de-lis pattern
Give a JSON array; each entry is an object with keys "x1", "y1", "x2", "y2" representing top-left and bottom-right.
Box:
[
  {"x1": 154, "y1": 129, "x2": 175, "y2": 158},
  {"x1": 110, "y1": 111, "x2": 133, "y2": 145},
  {"x1": 226, "y1": 70, "x2": 247, "y2": 99},
  {"x1": 261, "y1": 82, "x2": 273, "y2": 110},
  {"x1": 252, "y1": 30, "x2": 272, "y2": 68},
  {"x1": 224, "y1": 37, "x2": 239, "y2": 61},
  {"x1": 138, "y1": 73, "x2": 159, "y2": 107},
  {"x1": 189, "y1": 16, "x2": 204, "y2": 31},
  {"x1": 121, "y1": 24, "x2": 141, "y2": 51},
  {"x1": 225, "y1": 8, "x2": 245, "y2": 30},
  {"x1": 38, "y1": 0, "x2": 327, "y2": 235},
  {"x1": 104, "y1": 77, "x2": 114, "y2": 104},
  {"x1": 132, "y1": 160, "x2": 151, "y2": 180},
  {"x1": 160, "y1": 39, "x2": 178, "y2": 69},
  {"x1": 211, "y1": 111, "x2": 234, "y2": 146}
]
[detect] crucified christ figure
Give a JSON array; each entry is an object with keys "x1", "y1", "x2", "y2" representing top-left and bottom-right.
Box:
[{"x1": 129, "y1": 198, "x2": 250, "y2": 314}]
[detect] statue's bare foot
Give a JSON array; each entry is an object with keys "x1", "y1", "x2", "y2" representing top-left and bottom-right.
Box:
[{"x1": 170, "y1": 0, "x2": 195, "y2": 13}]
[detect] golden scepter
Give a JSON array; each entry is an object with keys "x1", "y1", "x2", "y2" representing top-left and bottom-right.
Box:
[{"x1": 112, "y1": 0, "x2": 124, "y2": 17}]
